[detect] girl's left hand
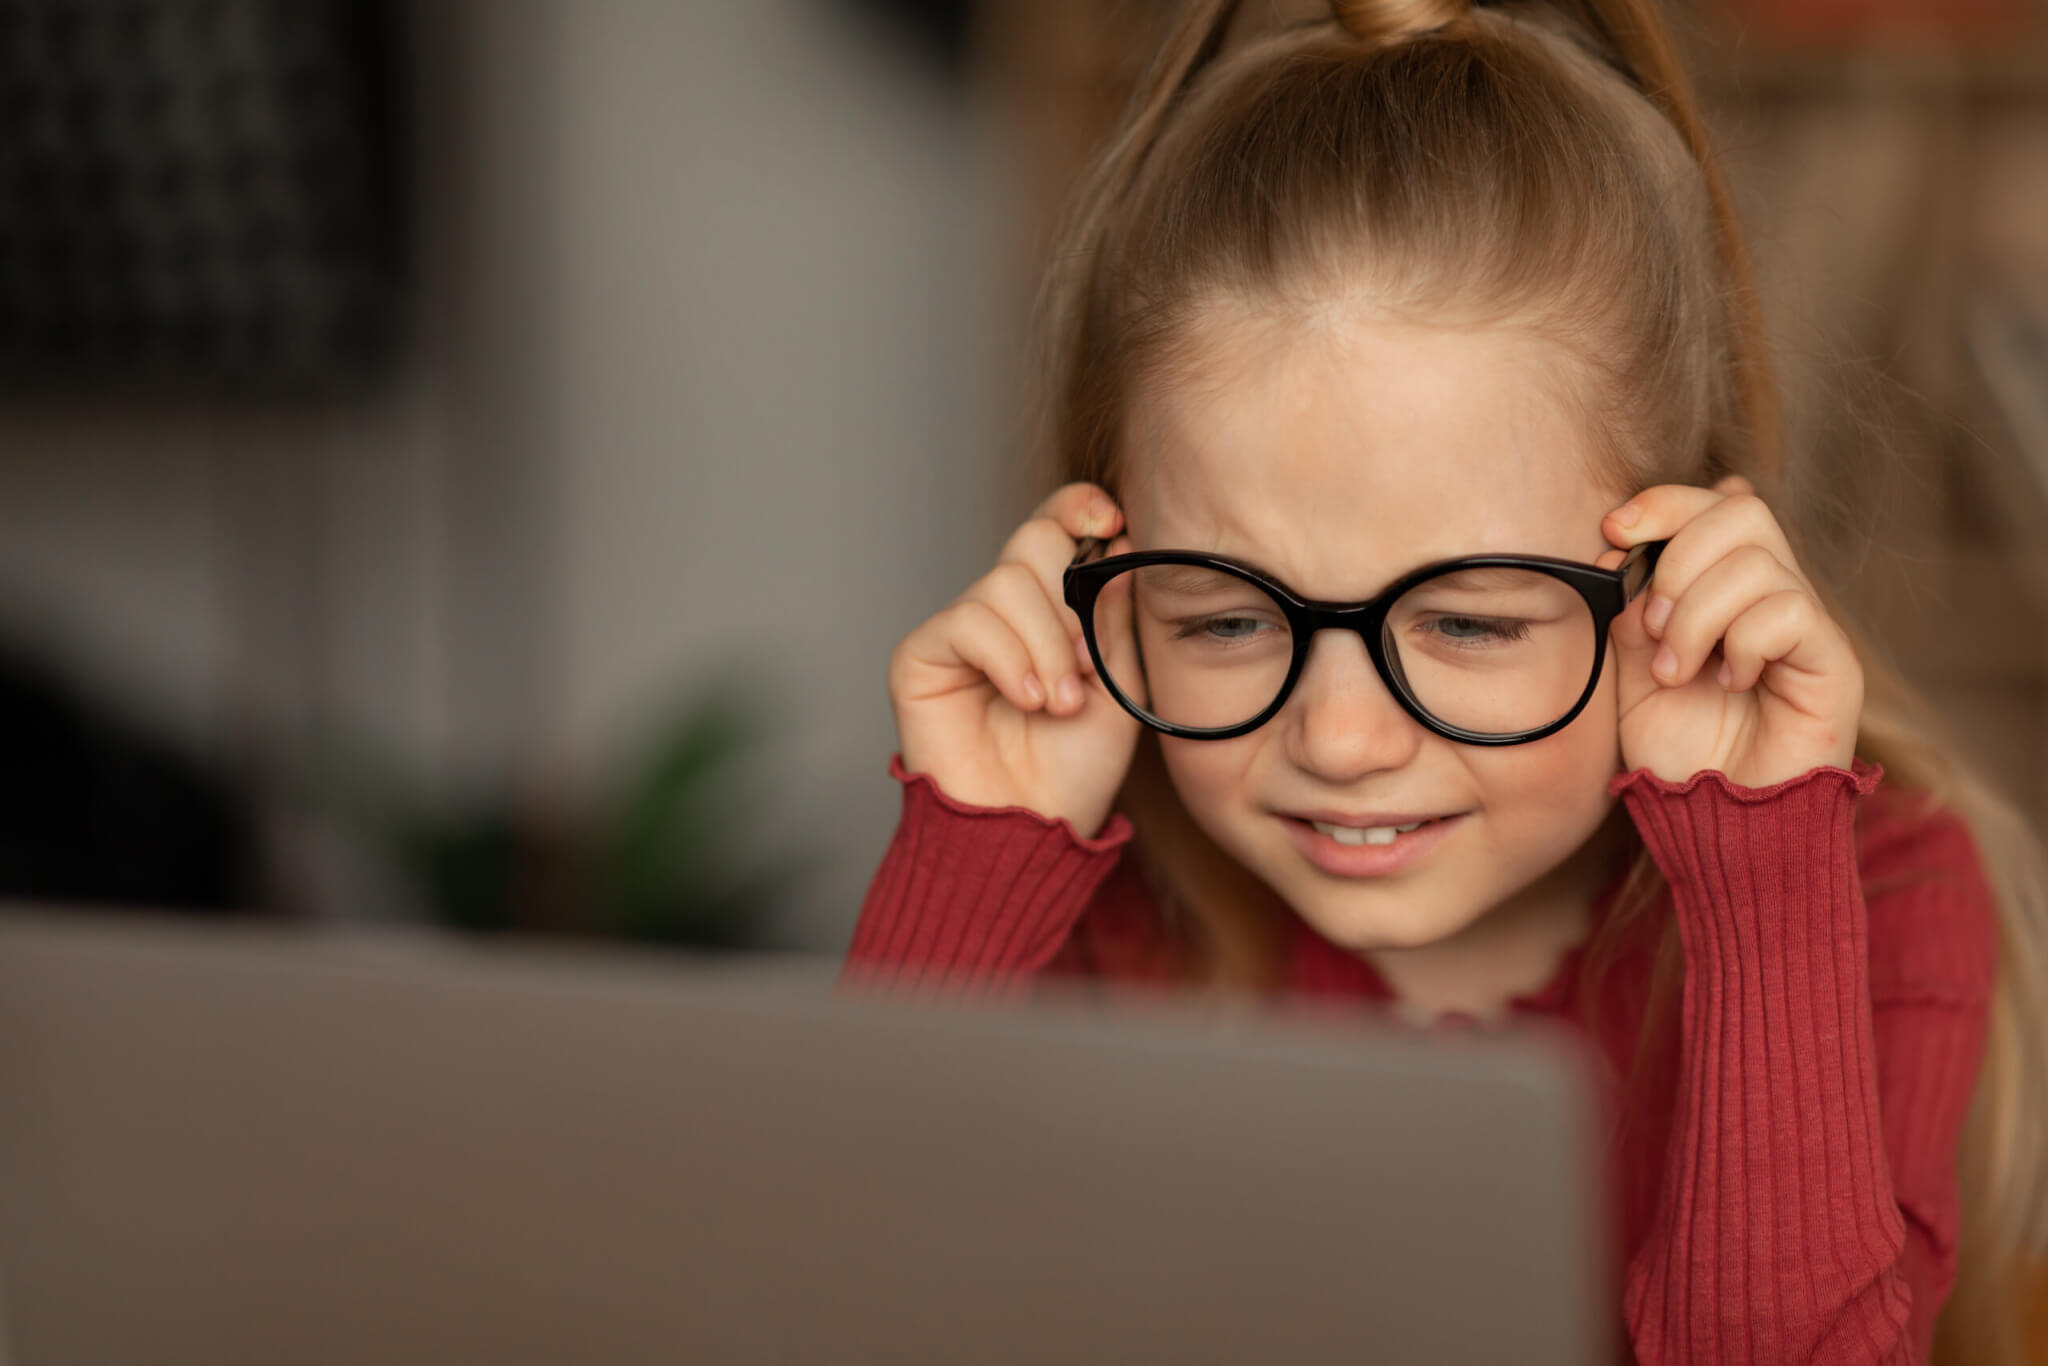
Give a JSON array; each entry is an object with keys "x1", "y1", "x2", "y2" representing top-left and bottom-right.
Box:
[{"x1": 1594, "y1": 475, "x2": 1863, "y2": 788}]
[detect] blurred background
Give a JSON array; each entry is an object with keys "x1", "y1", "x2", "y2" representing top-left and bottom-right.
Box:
[{"x1": 0, "y1": 0, "x2": 2045, "y2": 962}]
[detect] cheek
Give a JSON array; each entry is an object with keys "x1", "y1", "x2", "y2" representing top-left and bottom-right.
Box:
[
  {"x1": 1474, "y1": 661, "x2": 1622, "y2": 811},
  {"x1": 1156, "y1": 735, "x2": 1268, "y2": 837},
  {"x1": 1476, "y1": 736, "x2": 1615, "y2": 811},
  {"x1": 1582, "y1": 643, "x2": 1623, "y2": 767}
]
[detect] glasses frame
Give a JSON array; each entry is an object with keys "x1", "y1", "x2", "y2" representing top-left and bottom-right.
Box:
[{"x1": 1064, "y1": 536, "x2": 1669, "y2": 745}]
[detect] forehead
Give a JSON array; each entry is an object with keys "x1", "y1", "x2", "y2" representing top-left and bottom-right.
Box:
[{"x1": 1122, "y1": 303, "x2": 1620, "y2": 596}]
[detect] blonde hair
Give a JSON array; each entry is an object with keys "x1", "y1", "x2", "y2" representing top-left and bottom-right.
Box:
[{"x1": 1026, "y1": 0, "x2": 2048, "y2": 1358}]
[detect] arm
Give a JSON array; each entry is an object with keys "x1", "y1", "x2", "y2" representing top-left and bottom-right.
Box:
[
  {"x1": 837, "y1": 753, "x2": 1157, "y2": 1003},
  {"x1": 1613, "y1": 757, "x2": 1997, "y2": 1365}
]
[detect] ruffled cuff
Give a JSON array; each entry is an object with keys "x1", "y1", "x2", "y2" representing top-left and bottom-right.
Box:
[
  {"x1": 1608, "y1": 756, "x2": 1882, "y2": 916},
  {"x1": 1608, "y1": 755, "x2": 1883, "y2": 804},
  {"x1": 888, "y1": 752, "x2": 1134, "y2": 850},
  {"x1": 837, "y1": 755, "x2": 1133, "y2": 1000}
]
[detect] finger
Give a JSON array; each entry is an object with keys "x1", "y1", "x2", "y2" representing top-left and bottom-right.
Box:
[
  {"x1": 1090, "y1": 534, "x2": 1146, "y2": 710},
  {"x1": 1604, "y1": 484, "x2": 1795, "y2": 565},
  {"x1": 961, "y1": 561, "x2": 1090, "y2": 715},
  {"x1": 1718, "y1": 588, "x2": 1852, "y2": 692},
  {"x1": 1605, "y1": 488, "x2": 1811, "y2": 633},
  {"x1": 1646, "y1": 543, "x2": 1805, "y2": 686},
  {"x1": 924, "y1": 598, "x2": 1044, "y2": 713},
  {"x1": 998, "y1": 515, "x2": 1094, "y2": 643},
  {"x1": 1030, "y1": 481, "x2": 1123, "y2": 542}
]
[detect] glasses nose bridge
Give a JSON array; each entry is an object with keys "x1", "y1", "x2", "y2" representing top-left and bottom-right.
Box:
[
  {"x1": 1303, "y1": 599, "x2": 1387, "y2": 654},
  {"x1": 1283, "y1": 603, "x2": 1426, "y2": 769},
  {"x1": 1295, "y1": 601, "x2": 1397, "y2": 694}
]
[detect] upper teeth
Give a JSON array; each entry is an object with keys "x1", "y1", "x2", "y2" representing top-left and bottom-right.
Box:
[{"x1": 1311, "y1": 818, "x2": 1428, "y2": 846}]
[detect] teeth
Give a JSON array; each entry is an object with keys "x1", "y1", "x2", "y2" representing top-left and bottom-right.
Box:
[{"x1": 1311, "y1": 818, "x2": 1427, "y2": 846}]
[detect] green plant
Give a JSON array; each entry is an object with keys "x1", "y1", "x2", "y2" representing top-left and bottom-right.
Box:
[{"x1": 302, "y1": 666, "x2": 813, "y2": 950}]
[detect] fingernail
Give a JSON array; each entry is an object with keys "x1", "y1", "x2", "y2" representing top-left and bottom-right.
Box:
[
  {"x1": 1717, "y1": 660, "x2": 1732, "y2": 688},
  {"x1": 1611, "y1": 502, "x2": 1641, "y2": 529},
  {"x1": 1644, "y1": 594, "x2": 1672, "y2": 634},
  {"x1": 1653, "y1": 646, "x2": 1678, "y2": 681},
  {"x1": 1023, "y1": 673, "x2": 1045, "y2": 705},
  {"x1": 1089, "y1": 496, "x2": 1116, "y2": 533},
  {"x1": 1057, "y1": 676, "x2": 1084, "y2": 710}
]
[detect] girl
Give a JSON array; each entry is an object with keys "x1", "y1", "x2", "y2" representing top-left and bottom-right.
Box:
[{"x1": 840, "y1": 0, "x2": 2048, "y2": 1360}]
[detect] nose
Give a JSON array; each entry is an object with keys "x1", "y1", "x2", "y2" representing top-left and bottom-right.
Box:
[{"x1": 1280, "y1": 627, "x2": 1426, "y2": 781}]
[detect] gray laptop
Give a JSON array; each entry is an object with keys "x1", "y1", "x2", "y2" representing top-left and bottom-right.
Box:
[{"x1": 0, "y1": 909, "x2": 1610, "y2": 1365}]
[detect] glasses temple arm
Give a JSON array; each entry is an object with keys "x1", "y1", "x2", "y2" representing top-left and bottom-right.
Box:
[{"x1": 1619, "y1": 538, "x2": 1668, "y2": 602}]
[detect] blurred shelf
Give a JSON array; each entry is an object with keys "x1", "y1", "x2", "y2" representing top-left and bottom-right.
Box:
[
  {"x1": 1855, "y1": 549, "x2": 2048, "y2": 683},
  {"x1": 1686, "y1": 10, "x2": 2048, "y2": 104},
  {"x1": 1698, "y1": 54, "x2": 2048, "y2": 106}
]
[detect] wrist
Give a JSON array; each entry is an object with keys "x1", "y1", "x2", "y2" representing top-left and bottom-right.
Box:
[{"x1": 889, "y1": 753, "x2": 1133, "y2": 850}]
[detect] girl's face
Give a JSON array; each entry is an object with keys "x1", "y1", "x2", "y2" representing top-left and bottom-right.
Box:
[{"x1": 1121, "y1": 303, "x2": 1633, "y2": 954}]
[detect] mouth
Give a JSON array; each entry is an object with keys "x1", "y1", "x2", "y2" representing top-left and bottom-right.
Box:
[
  {"x1": 1279, "y1": 811, "x2": 1469, "y2": 877},
  {"x1": 1299, "y1": 814, "x2": 1449, "y2": 847}
]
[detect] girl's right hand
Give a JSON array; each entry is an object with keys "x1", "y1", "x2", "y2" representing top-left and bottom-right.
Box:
[{"x1": 888, "y1": 481, "x2": 1145, "y2": 840}]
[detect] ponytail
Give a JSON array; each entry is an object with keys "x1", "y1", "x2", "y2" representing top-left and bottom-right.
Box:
[
  {"x1": 1329, "y1": 0, "x2": 1469, "y2": 42},
  {"x1": 1544, "y1": 0, "x2": 1785, "y2": 492}
]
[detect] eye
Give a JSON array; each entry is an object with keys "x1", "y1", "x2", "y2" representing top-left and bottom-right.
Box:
[
  {"x1": 1174, "y1": 614, "x2": 1274, "y2": 642},
  {"x1": 1424, "y1": 616, "x2": 1531, "y2": 644}
]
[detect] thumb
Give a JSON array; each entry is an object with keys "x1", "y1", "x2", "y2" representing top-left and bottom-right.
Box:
[
  {"x1": 1596, "y1": 545, "x2": 1655, "y2": 655},
  {"x1": 1610, "y1": 583, "x2": 1655, "y2": 658},
  {"x1": 1603, "y1": 556, "x2": 1661, "y2": 705}
]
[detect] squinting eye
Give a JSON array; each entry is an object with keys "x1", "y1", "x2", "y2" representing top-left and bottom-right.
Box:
[
  {"x1": 1172, "y1": 615, "x2": 1274, "y2": 642},
  {"x1": 1425, "y1": 616, "x2": 1530, "y2": 644},
  {"x1": 1188, "y1": 617, "x2": 1247, "y2": 639}
]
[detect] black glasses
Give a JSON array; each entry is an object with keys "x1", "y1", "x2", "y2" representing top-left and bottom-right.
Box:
[{"x1": 1064, "y1": 537, "x2": 1667, "y2": 745}]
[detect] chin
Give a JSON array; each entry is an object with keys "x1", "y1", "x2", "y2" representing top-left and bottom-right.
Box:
[{"x1": 1293, "y1": 889, "x2": 1476, "y2": 954}]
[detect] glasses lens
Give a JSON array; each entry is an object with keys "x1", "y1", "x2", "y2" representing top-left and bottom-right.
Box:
[
  {"x1": 1093, "y1": 563, "x2": 1294, "y2": 731},
  {"x1": 1383, "y1": 567, "x2": 1596, "y2": 735},
  {"x1": 1089, "y1": 560, "x2": 1599, "y2": 737}
]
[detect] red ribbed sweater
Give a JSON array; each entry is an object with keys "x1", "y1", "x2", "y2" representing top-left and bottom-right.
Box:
[{"x1": 839, "y1": 753, "x2": 2000, "y2": 1364}]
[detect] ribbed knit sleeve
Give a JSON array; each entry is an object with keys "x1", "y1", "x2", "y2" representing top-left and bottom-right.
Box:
[
  {"x1": 837, "y1": 753, "x2": 1136, "y2": 1003},
  {"x1": 1610, "y1": 757, "x2": 1997, "y2": 1365}
]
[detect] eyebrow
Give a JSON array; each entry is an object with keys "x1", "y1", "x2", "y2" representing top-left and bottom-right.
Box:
[
  {"x1": 1153, "y1": 554, "x2": 1557, "y2": 599},
  {"x1": 1407, "y1": 566, "x2": 1554, "y2": 592},
  {"x1": 1143, "y1": 564, "x2": 1253, "y2": 595}
]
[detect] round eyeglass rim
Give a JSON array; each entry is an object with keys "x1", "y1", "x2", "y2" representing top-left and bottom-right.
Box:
[{"x1": 1062, "y1": 537, "x2": 1669, "y2": 745}]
